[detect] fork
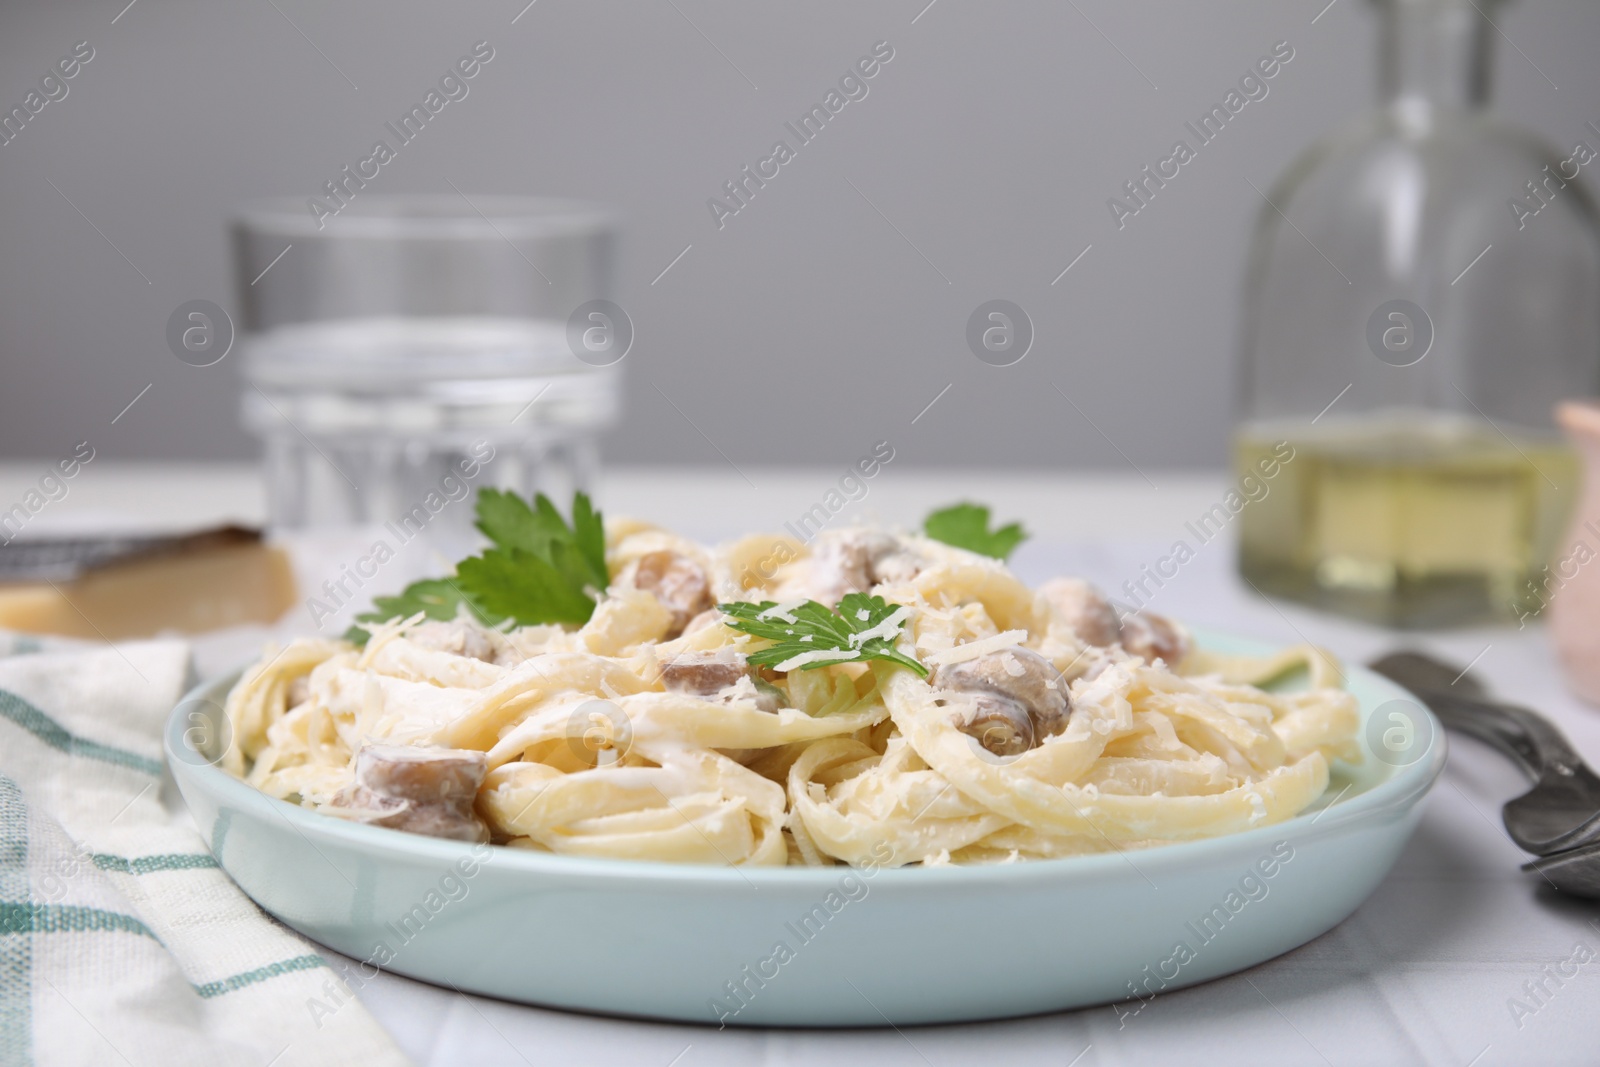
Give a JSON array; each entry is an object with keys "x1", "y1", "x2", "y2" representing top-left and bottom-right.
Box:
[{"x1": 1368, "y1": 651, "x2": 1600, "y2": 857}]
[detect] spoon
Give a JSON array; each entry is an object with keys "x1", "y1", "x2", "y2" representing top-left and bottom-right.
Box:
[
  {"x1": 1368, "y1": 651, "x2": 1600, "y2": 856},
  {"x1": 1523, "y1": 839, "x2": 1600, "y2": 898},
  {"x1": 1369, "y1": 651, "x2": 1600, "y2": 898}
]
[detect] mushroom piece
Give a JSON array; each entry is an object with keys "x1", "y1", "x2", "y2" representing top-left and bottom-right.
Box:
[
  {"x1": 951, "y1": 692, "x2": 1034, "y2": 758},
  {"x1": 937, "y1": 646, "x2": 1071, "y2": 743},
  {"x1": 659, "y1": 649, "x2": 783, "y2": 713},
  {"x1": 807, "y1": 531, "x2": 925, "y2": 604},
  {"x1": 1074, "y1": 648, "x2": 1118, "y2": 685},
  {"x1": 1039, "y1": 577, "x2": 1122, "y2": 648},
  {"x1": 631, "y1": 551, "x2": 713, "y2": 637},
  {"x1": 407, "y1": 618, "x2": 497, "y2": 663},
  {"x1": 1118, "y1": 612, "x2": 1191, "y2": 667},
  {"x1": 872, "y1": 551, "x2": 925, "y2": 586},
  {"x1": 659, "y1": 649, "x2": 749, "y2": 696},
  {"x1": 330, "y1": 744, "x2": 488, "y2": 842}
]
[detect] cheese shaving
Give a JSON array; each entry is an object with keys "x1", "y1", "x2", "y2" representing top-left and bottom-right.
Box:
[
  {"x1": 927, "y1": 629, "x2": 1029, "y2": 667},
  {"x1": 772, "y1": 648, "x2": 862, "y2": 672}
]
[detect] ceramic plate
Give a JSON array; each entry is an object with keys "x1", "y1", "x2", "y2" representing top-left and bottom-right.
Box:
[{"x1": 165, "y1": 631, "x2": 1444, "y2": 1027}]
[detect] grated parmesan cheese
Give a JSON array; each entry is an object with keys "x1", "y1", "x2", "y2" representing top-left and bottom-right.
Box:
[
  {"x1": 847, "y1": 605, "x2": 911, "y2": 648},
  {"x1": 772, "y1": 648, "x2": 861, "y2": 672},
  {"x1": 756, "y1": 600, "x2": 806, "y2": 624},
  {"x1": 927, "y1": 629, "x2": 1028, "y2": 667}
]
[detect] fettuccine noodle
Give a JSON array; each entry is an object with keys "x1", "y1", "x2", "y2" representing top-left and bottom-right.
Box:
[{"x1": 223, "y1": 521, "x2": 1360, "y2": 867}]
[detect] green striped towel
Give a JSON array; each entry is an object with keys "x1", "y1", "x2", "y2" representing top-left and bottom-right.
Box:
[{"x1": 0, "y1": 636, "x2": 408, "y2": 1067}]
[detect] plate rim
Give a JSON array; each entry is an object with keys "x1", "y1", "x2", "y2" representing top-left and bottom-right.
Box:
[{"x1": 165, "y1": 630, "x2": 1447, "y2": 887}]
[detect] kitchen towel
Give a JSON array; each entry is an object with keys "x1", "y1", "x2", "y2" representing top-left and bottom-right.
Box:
[{"x1": 0, "y1": 634, "x2": 409, "y2": 1067}]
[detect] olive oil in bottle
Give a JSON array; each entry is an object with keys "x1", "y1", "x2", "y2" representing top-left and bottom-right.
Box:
[
  {"x1": 1236, "y1": 416, "x2": 1577, "y2": 628},
  {"x1": 1232, "y1": 0, "x2": 1600, "y2": 628}
]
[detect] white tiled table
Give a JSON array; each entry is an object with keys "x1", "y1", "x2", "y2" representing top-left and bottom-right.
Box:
[{"x1": 11, "y1": 464, "x2": 1596, "y2": 1066}]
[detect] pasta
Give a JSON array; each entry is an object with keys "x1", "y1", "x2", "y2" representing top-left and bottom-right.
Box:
[{"x1": 223, "y1": 521, "x2": 1361, "y2": 867}]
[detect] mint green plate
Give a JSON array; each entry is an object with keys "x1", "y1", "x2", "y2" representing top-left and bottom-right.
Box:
[{"x1": 165, "y1": 633, "x2": 1444, "y2": 1027}]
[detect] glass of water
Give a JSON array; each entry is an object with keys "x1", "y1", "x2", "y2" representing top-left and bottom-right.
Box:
[{"x1": 232, "y1": 196, "x2": 624, "y2": 539}]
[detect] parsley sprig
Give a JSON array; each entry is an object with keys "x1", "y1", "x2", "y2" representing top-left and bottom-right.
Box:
[
  {"x1": 345, "y1": 490, "x2": 606, "y2": 644},
  {"x1": 922, "y1": 502, "x2": 1027, "y2": 561},
  {"x1": 719, "y1": 593, "x2": 928, "y2": 678}
]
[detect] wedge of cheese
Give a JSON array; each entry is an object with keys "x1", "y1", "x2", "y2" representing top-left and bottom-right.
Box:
[{"x1": 0, "y1": 528, "x2": 297, "y2": 638}]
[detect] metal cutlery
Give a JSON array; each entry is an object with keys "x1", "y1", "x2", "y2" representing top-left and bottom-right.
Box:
[{"x1": 1369, "y1": 650, "x2": 1600, "y2": 898}]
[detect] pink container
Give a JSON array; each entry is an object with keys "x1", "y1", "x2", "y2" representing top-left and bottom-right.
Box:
[{"x1": 1551, "y1": 401, "x2": 1600, "y2": 706}]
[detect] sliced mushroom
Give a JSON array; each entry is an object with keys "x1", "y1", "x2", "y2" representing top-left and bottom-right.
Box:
[
  {"x1": 1075, "y1": 649, "x2": 1118, "y2": 685},
  {"x1": 631, "y1": 551, "x2": 713, "y2": 637},
  {"x1": 938, "y1": 647, "x2": 1070, "y2": 734},
  {"x1": 1039, "y1": 577, "x2": 1122, "y2": 648},
  {"x1": 407, "y1": 618, "x2": 497, "y2": 663},
  {"x1": 1119, "y1": 612, "x2": 1191, "y2": 667},
  {"x1": 808, "y1": 532, "x2": 886, "y2": 603},
  {"x1": 354, "y1": 744, "x2": 485, "y2": 801},
  {"x1": 937, "y1": 647, "x2": 1070, "y2": 744},
  {"x1": 874, "y1": 552, "x2": 925, "y2": 585},
  {"x1": 808, "y1": 531, "x2": 924, "y2": 604},
  {"x1": 331, "y1": 744, "x2": 488, "y2": 842},
  {"x1": 658, "y1": 649, "x2": 787, "y2": 716},
  {"x1": 659, "y1": 649, "x2": 748, "y2": 696},
  {"x1": 952, "y1": 692, "x2": 1034, "y2": 757}
]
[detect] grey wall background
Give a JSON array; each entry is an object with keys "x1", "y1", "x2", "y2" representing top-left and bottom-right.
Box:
[{"x1": 2, "y1": 0, "x2": 1597, "y2": 470}]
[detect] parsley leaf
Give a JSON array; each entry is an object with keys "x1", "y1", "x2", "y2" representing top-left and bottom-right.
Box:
[
  {"x1": 474, "y1": 489, "x2": 608, "y2": 592},
  {"x1": 719, "y1": 593, "x2": 928, "y2": 678},
  {"x1": 456, "y1": 547, "x2": 597, "y2": 627},
  {"x1": 922, "y1": 502, "x2": 1027, "y2": 561},
  {"x1": 346, "y1": 490, "x2": 605, "y2": 644},
  {"x1": 343, "y1": 579, "x2": 488, "y2": 645}
]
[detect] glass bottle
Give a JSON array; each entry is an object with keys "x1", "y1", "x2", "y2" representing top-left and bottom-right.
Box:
[{"x1": 1235, "y1": 0, "x2": 1600, "y2": 628}]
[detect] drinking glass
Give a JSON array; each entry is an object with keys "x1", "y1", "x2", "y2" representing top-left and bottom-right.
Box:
[{"x1": 232, "y1": 196, "x2": 623, "y2": 540}]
